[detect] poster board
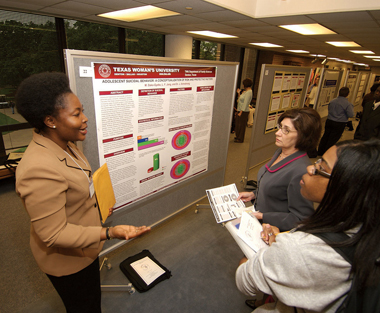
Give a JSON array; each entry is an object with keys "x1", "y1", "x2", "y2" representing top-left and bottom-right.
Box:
[
  {"x1": 345, "y1": 71, "x2": 359, "y2": 104},
  {"x1": 64, "y1": 50, "x2": 239, "y2": 252},
  {"x1": 244, "y1": 64, "x2": 311, "y2": 178},
  {"x1": 314, "y1": 69, "x2": 343, "y2": 119},
  {"x1": 352, "y1": 72, "x2": 370, "y2": 106},
  {"x1": 264, "y1": 71, "x2": 307, "y2": 133}
]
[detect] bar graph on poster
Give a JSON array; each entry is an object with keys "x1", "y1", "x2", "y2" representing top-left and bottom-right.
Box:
[{"x1": 91, "y1": 63, "x2": 217, "y2": 210}]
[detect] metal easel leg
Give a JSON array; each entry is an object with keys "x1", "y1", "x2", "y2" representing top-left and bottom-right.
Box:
[
  {"x1": 99, "y1": 257, "x2": 135, "y2": 294},
  {"x1": 194, "y1": 203, "x2": 210, "y2": 213},
  {"x1": 194, "y1": 204, "x2": 225, "y2": 227}
]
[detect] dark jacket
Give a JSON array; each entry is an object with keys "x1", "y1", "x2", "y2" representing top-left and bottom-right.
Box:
[{"x1": 354, "y1": 101, "x2": 380, "y2": 141}]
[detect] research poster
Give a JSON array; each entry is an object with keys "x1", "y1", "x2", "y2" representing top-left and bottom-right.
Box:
[
  {"x1": 91, "y1": 63, "x2": 216, "y2": 210},
  {"x1": 355, "y1": 73, "x2": 368, "y2": 105},
  {"x1": 318, "y1": 70, "x2": 340, "y2": 108},
  {"x1": 346, "y1": 73, "x2": 358, "y2": 97},
  {"x1": 265, "y1": 71, "x2": 307, "y2": 133}
]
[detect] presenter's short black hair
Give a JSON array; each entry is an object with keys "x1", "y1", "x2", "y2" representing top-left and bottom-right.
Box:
[
  {"x1": 278, "y1": 107, "x2": 321, "y2": 152},
  {"x1": 16, "y1": 72, "x2": 72, "y2": 131}
]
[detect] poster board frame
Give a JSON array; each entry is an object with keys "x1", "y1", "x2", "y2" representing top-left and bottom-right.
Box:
[{"x1": 64, "y1": 49, "x2": 239, "y2": 254}]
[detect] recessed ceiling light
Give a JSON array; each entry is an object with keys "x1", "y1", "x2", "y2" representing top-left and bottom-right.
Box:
[
  {"x1": 310, "y1": 54, "x2": 326, "y2": 57},
  {"x1": 286, "y1": 50, "x2": 309, "y2": 53},
  {"x1": 326, "y1": 41, "x2": 360, "y2": 47},
  {"x1": 98, "y1": 5, "x2": 180, "y2": 22},
  {"x1": 279, "y1": 23, "x2": 336, "y2": 35},
  {"x1": 373, "y1": 59, "x2": 380, "y2": 61},
  {"x1": 249, "y1": 43, "x2": 283, "y2": 48},
  {"x1": 364, "y1": 55, "x2": 380, "y2": 58},
  {"x1": 187, "y1": 31, "x2": 237, "y2": 38},
  {"x1": 354, "y1": 63, "x2": 369, "y2": 66},
  {"x1": 349, "y1": 50, "x2": 374, "y2": 54}
]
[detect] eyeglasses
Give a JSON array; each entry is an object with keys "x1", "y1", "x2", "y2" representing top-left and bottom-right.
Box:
[
  {"x1": 276, "y1": 124, "x2": 297, "y2": 135},
  {"x1": 312, "y1": 159, "x2": 331, "y2": 179}
]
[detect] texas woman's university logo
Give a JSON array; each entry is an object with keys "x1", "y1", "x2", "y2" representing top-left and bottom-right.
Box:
[{"x1": 98, "y1": 64, "x2": 111, "y2": 78}]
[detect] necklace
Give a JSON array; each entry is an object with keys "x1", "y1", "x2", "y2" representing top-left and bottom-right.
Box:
[{"x1": 279, "y1": 153, "x2": 288, "y2": 159}]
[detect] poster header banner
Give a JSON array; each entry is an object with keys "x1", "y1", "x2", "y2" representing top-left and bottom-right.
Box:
[{"x1": 94, "y1": 63, "x2": 216, "y2": 79}]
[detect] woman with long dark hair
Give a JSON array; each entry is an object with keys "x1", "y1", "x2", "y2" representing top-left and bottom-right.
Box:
[{"x1": 236, "y1": 139, "x2": 380, "y2": 312}]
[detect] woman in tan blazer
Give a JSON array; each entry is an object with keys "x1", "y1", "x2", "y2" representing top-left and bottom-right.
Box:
[{"x1": 15, "y1": 72, "x2": 150, "y2": 313}]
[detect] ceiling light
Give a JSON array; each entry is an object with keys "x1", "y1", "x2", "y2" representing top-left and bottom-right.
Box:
[
  {"x1": 349, "y1": 50, "x2": 374, "y2": 54},
  {"x1": 98, "y1": 5, "x2": 180, "y2": 22},
  {"x1": 249, "y1": 43, "x2": 283, "y2": 48},
  {"x1": 311, "y1": 57, "x2": 318, "y2": 64},
  {"x1": 321, "y1": 58, "x2": 328, "y2": 65},
  {"x1": 187, "y1": 31, "x2": 237, "y2": 38},
  {"x1": 354, "y1": 63, "x2": 369, "y2": 66},
  {"x1": 373, "y1": 59, "x2": 380, "y2": 62},
  {"x1": 310, "y1": 54, "x2": 326, "y2": 57},
  {"x1": 326, "y1": 41, "x2": 360, "y2": 47},
  {"x1": 364, "y1": 55, "x2": 380, "y2": 58},
  {"x1": 279, "y1": 23, "x2": 336, "y2": 35},
  {"x1": 286, "y1": 50, "x2": 309, "y2": 53}
]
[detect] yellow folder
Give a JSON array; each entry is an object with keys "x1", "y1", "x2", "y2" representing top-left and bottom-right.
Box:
[{"x1": 92, "y1": 163, "x2": 116, "y2": 223}]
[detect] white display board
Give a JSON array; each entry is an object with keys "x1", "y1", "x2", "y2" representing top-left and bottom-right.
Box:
[
  {"x1": 64, "y1": 50, "x2": 239, "y2": 253},
  {"x1": 91, "y1": 63, "x2": 216, "y2": 210}
]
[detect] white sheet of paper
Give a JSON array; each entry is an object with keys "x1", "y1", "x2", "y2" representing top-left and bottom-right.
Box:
[
  {"x1": 225, "y1": 217, "x2": 256, "y2": 259},
  {"x1": 206, "y1": 183, "x2": 246, "y2": 223},
  {"x1": 130, "y1": 256, "x2": 165, "y2": 286},
  {"x1": 237, "y1": 211, "x2": 268, "y2": 253}
]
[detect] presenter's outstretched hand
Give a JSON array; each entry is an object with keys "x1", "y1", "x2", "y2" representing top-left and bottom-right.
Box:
[
  {"x1": 110, "y1": 225, "x2": 151, "y2": 240},
  {"x1": 237, "y1": 191, "x2": 255, "y2": 203}
]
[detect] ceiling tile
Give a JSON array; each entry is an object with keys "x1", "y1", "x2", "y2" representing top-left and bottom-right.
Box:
[
  {"x1": 0, "y1": 0, "x2": 47, "y2": 11},
  {"x1": 196, "y1": 10, "x2": 250, "y2": 22},
  {"x1": 157, "y1": 14, "x2": 206, "y2": 24},
  {"x1": 186, "y1": 22, "x2": 232, "y2": 30},
  {"x1": 369, "y1": 10, "x2": 380, "y2": 19},
  {"x1": 221, "y1": 19, "x2": 269, "y2": 28},
  {"x1": 74, "y1": 0, "x2": 140, "y2": 10},
  {"x1": 45, "y1": 1, "x2": 110, "y2": 15},
  {"x1": 309, "y1": 11, "x2": 372, "y2": 24},
  {"x1": 257, "y1": 15, "x2": 315, "y2": 26},
  {"x1": 154, "y1": 0, "x2": 224, "y2": 14}
]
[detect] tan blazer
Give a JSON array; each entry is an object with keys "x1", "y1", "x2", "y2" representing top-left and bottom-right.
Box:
[{"x1": 16, "y1": 131, "x2": 104, "y2": 276}]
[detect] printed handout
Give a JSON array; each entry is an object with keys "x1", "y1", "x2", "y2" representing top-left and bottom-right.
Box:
[
  {"x1": 206, "y1": 183, "x2": 246, "y2": 223},
  {"x1": 237, "y1": 211, "x2": 268, "y2": 253}
]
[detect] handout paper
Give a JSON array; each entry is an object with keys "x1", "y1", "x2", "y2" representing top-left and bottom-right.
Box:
[
  {"x1": 206, "y1": 183, "x2": 246, "y2": 223},
  {"x1": 237, "y1": 211, "x2": 268, "y2": 253},
  {"x1": 130, "y1": 256, "x2": 166, "y2": 286}
]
